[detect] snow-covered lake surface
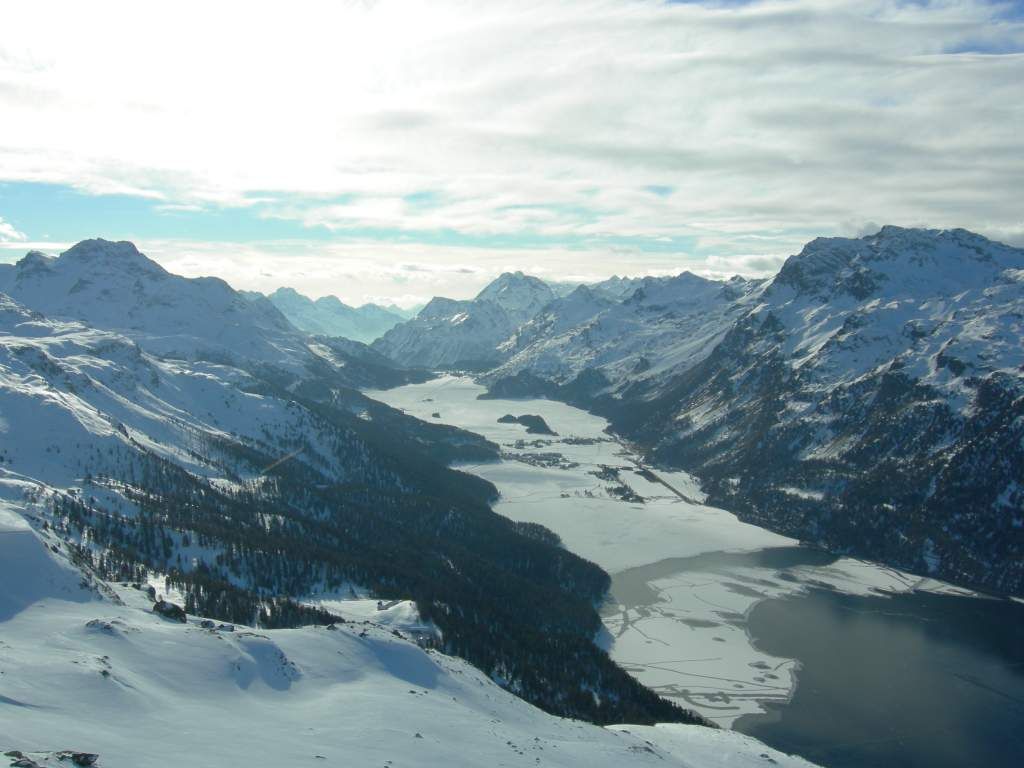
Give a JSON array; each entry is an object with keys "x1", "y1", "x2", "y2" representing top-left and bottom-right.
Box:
[
  {"x1": 368, "y1": 375, "x2": 794, "y2": 575},
  {"x1": 367, "y1": 376, "x2": 1024, "y2": 766}
]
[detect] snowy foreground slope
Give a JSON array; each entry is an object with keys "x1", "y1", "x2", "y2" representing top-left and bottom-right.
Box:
[{"x1": 0, "y1": 502, "x2": 816, "y2": 768}]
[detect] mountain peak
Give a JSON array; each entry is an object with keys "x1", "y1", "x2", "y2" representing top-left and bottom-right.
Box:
[
  {"x1": 475, "y1": 271, "x2": 556, "y2": 322},
  {"x1": 58, "y1": 238, "x2": 167, "y2": 276},
  {"x1": 271, "y1": 286, "x2": 306, "y2": 300},
  {"x1": 774, "y1": 226, "x2": 1023, "y2": 300},
  {"x1": 566, "y1": 283, "x2": 596, "y2": 300},
  {"x1": 476, "y1": 271, "x2": 544, "y2": 294},
  {"x1": 14, "y1": 250, "x2": 55, "y2": 274},
  {"x1": 314, "y1": 294, "x2": 353, "y2": 312}
]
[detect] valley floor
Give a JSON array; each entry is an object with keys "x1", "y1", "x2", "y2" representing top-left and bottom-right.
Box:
[{"x1": 366, "y1": 376, "x2": 991, "y2": 729}]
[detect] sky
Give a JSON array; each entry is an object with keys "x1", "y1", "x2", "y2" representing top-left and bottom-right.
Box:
[{"x1": 1, "y1": 0, "x2": 1022, "y2": 307}]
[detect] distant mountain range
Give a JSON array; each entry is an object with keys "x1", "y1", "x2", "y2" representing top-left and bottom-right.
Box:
[
  {"x1": 248, "y1": 276, "x2": 635, "y2": 349},
  {"x1": 240, "y1": 286, "x2": 416, "y2": 343},
  {"x1": 371, "y1": 271, "x2": 646, "y2": 370},
  {"x1": 374, "y1": 227, "x2": 1024, "y2": 596}
]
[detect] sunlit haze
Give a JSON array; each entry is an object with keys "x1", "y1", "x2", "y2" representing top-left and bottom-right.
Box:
[{"x1": 1, "y1": 0, "x2": 1022, "y2": 305}]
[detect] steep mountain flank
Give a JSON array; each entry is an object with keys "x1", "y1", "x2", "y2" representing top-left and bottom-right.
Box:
[{"x1": 484, "y1": 228, "x2": 1024, "y2": 595}]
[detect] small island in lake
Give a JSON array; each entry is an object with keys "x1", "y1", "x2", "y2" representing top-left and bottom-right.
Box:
[{"x1": 497, "y1": 413, "x2": 558, "y2": 436}]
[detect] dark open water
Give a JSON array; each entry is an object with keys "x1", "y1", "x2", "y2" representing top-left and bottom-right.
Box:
[
  {"x1": 608, "y1": 546, "x2": 1024, "y2": 768},
  {"x1": 736, "y1": 583, "x2": 1024, "y2": 768}
]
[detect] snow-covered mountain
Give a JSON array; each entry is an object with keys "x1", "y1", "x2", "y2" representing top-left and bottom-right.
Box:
[
  {"x1": 0, "y1": 240, "x2": 424, "y2": 390},
  {"x1": 0, "y1": 291, "x2": 471, "y2": 497},
  {"x1": 481, "y1": 227, "x2": 1024, "y2": 595},
  {"x1": 0, "y1": 268, "x2": 812, "y2": 763},
  {"x1": 502, "y1": 284, "x2": 617, "y2": 355},
  {"x1": 489, "y1": 272, "x2": 762, "y2": 394},
  {"x1": 589, "y1": 274, "x2": 646, "y2": 301},
  {"x1": 545, "y1": 275, "x2": 642, "y2": 301},
  {"x1": 262, "y1": 286, "x2": 408, "y2": 343},
  {"x1": 0, "y1": 500, "x2": 815, "y2": 768},
  {"x1": 475, "y1": 271, "x2": 557, "y2": 324},
  {"x1": 0, "y1": 241, "x2": 301, "y2": 370},
  {"x1": 372, "y1": 272, "x2": 557, "y2": 369}
]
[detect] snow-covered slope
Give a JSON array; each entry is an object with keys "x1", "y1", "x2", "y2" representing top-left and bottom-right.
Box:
[
  {"x1": 264, "y1": 287, "x2": 407, "y2": 343},
  {"x1": 0, "y1": 240, "x2": 421, "y2": 390},
  {"x1": 0, "y1": 293, "x2": 415, "y2": 496},
  {"x1": 0, "y1": 241, "x2": 303, "y2": 370},
  {"x1": 502, "y1": 285, "x2": 616, "y2": 355},
  {"x1": 483, "y1": 227, "x2": 1024, "y2": 595},
  {"x1": 373, "y1": 273, "x2": 557, "y2": 370},
  {"x1": 374, "y1": 272, "x2": 671, "y2": 373},
  {"x1": 0, "y1": 501, "x2": 98, "y2": 622},
  {"x1": 487, "y1": 272, "x2": 762, "y2": 398},
  {"x1": 0, "y1": 502, "x2": 815, "y2": 768}
]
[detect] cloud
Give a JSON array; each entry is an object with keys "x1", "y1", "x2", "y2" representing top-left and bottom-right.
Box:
[
  {"x1": 697, "y1": 252, "x2": 788, "y2": 280},
  {"x1": 0, "y1": 0, "x2": 1021, "y2": 289},
  {"x1": 397, "y1": 262, "x2": 480, "y2": 274},
  {"x1": 0, "y1": 217, "x2": 27, "y2": 242}
]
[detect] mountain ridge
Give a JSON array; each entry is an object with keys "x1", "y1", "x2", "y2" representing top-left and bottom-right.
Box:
[
  {"x1": 372, "y1": 271, "x2": 559, "y2": 370},
  {"x1": 262, "y1": 286, "x2": 409, "y2": 343}
]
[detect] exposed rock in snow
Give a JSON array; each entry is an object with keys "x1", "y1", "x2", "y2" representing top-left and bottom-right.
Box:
[{"x1": 152, "y1": 599, "x2": 186, "y2": 622}]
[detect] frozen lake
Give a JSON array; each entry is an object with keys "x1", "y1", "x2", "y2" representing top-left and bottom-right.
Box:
[{"x1": 367, "y1": 376, "x2": 1024, "y2": 765}]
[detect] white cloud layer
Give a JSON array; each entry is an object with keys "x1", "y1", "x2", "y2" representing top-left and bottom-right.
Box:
[
  {"x1": 0, "y1": 217, "x2": 27, "y2": 242},
  {"x1": 1, "y1": 0, "x2": 1022, "y2": 299}
]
